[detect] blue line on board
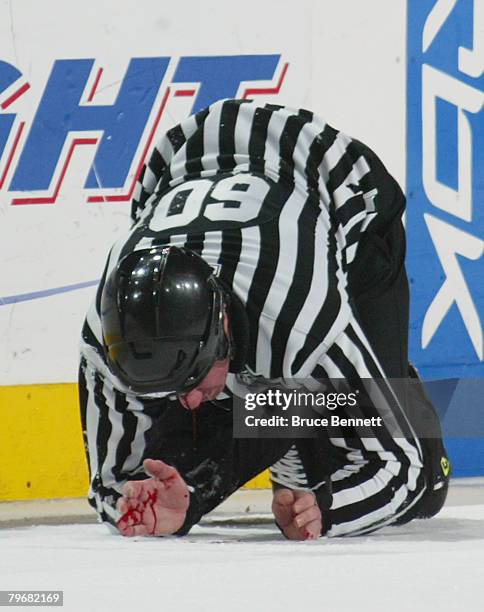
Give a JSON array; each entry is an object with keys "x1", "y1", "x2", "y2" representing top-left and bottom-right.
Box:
[{"x1": 0, "y1": 280, "x2": 99, "y2": 306}]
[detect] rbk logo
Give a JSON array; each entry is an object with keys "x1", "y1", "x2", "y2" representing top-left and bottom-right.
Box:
[
  {"x1": 420, "y1": 0, "x2": 484, "y2": 361},
  {"x1": 407, "y1": 0, "x2": 484, "y2": 375},
  {"x1": 0, "y1": 55, "x2": 288, "y2": 206}
]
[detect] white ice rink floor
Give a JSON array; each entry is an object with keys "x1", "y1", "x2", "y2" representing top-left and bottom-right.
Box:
[{"x1": 1, "y1": 493, "x2": 483, "y2": 612}]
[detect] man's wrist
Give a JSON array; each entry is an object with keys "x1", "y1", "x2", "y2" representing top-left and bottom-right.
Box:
[{"x1": 173, "y1": 485, "x2": 200, "y2": 536}]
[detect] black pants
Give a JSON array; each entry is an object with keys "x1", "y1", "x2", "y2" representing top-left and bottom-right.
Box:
[{"x1": 143, "y1": 216, "x2": 449, "y2": 535}]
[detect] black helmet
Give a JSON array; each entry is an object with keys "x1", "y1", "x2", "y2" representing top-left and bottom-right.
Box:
[{"x1": 101, "y1": 246, "x2": 233, "y2": 394}]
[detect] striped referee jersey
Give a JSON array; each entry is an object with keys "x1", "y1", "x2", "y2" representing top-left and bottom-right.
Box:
[{"x1": 79, "y1": 99, "x2": 425, "y2": 536}]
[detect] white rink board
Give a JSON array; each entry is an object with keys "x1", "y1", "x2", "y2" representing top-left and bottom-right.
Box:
[{"x1": 0, "y1": 0, "x2": 406, "y2": 384}]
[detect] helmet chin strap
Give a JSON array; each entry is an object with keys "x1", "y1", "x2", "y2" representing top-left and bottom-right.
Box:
[{"x1": 225, "y1": 289, "x2": 250, "y2": 373}]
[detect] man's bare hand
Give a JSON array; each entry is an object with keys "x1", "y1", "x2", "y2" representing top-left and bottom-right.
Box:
[
  {"x1": 116, "y1": 459, "x2": 189, "y2": 537},
  {"x1": 272, "y1": 488, "x2": 322, "y2": 540}
]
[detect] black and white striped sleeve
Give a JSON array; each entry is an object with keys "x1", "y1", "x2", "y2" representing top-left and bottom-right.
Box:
[
  {"x1": 78, "y1": 355, "x2": 157, "y2": 528},
  {"x1": 310, "y1": 318, "x2": 426, "y2": 537}
]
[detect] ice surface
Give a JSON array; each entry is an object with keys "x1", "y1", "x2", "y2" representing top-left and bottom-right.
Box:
[{"x1": 1, "y1": 505, "x2": 483, "y2": 612}]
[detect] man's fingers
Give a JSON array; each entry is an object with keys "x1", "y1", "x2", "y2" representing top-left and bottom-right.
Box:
[
  {"x1": 117, "y1": 497, "x2": 129, "y2": 514},
  {"x1": 118, "y1": 522, "x2": 150, "y2": 537},
  {"x1": 271, "y1": 488, "x2": 322, "y2": 540},
  {"x1": 273, "y1": 488, "x2": 295, "y2": 508},
  {"x1": 143, "y1": 458, "x2": 178, "y2": 482},
  {"x1": 293, "y1": 505, "x2": 321, "y2": 529},
  {"x1": 293, "y1": 492, "x2": 316, "y2": 514},
  {"x1": 117, "y1": 498, "x2": 154, "y2": 536},
  {"x1": 122, "y1": 481, "x2": 143, "y2": 498},
  {"x1": 131, "y1": 524, "x2": 151, "y2": 537},
  {"x1": 117, "y1": 523, "x2": 132, "y2": 537},
  {"x1": 302, "y1": 518, "x2": 322, "y2": 540}
]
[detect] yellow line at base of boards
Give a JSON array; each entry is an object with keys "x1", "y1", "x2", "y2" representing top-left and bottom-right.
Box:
[{"x1": 0, "y1": 384, "x2": 270, "y2": 502}]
